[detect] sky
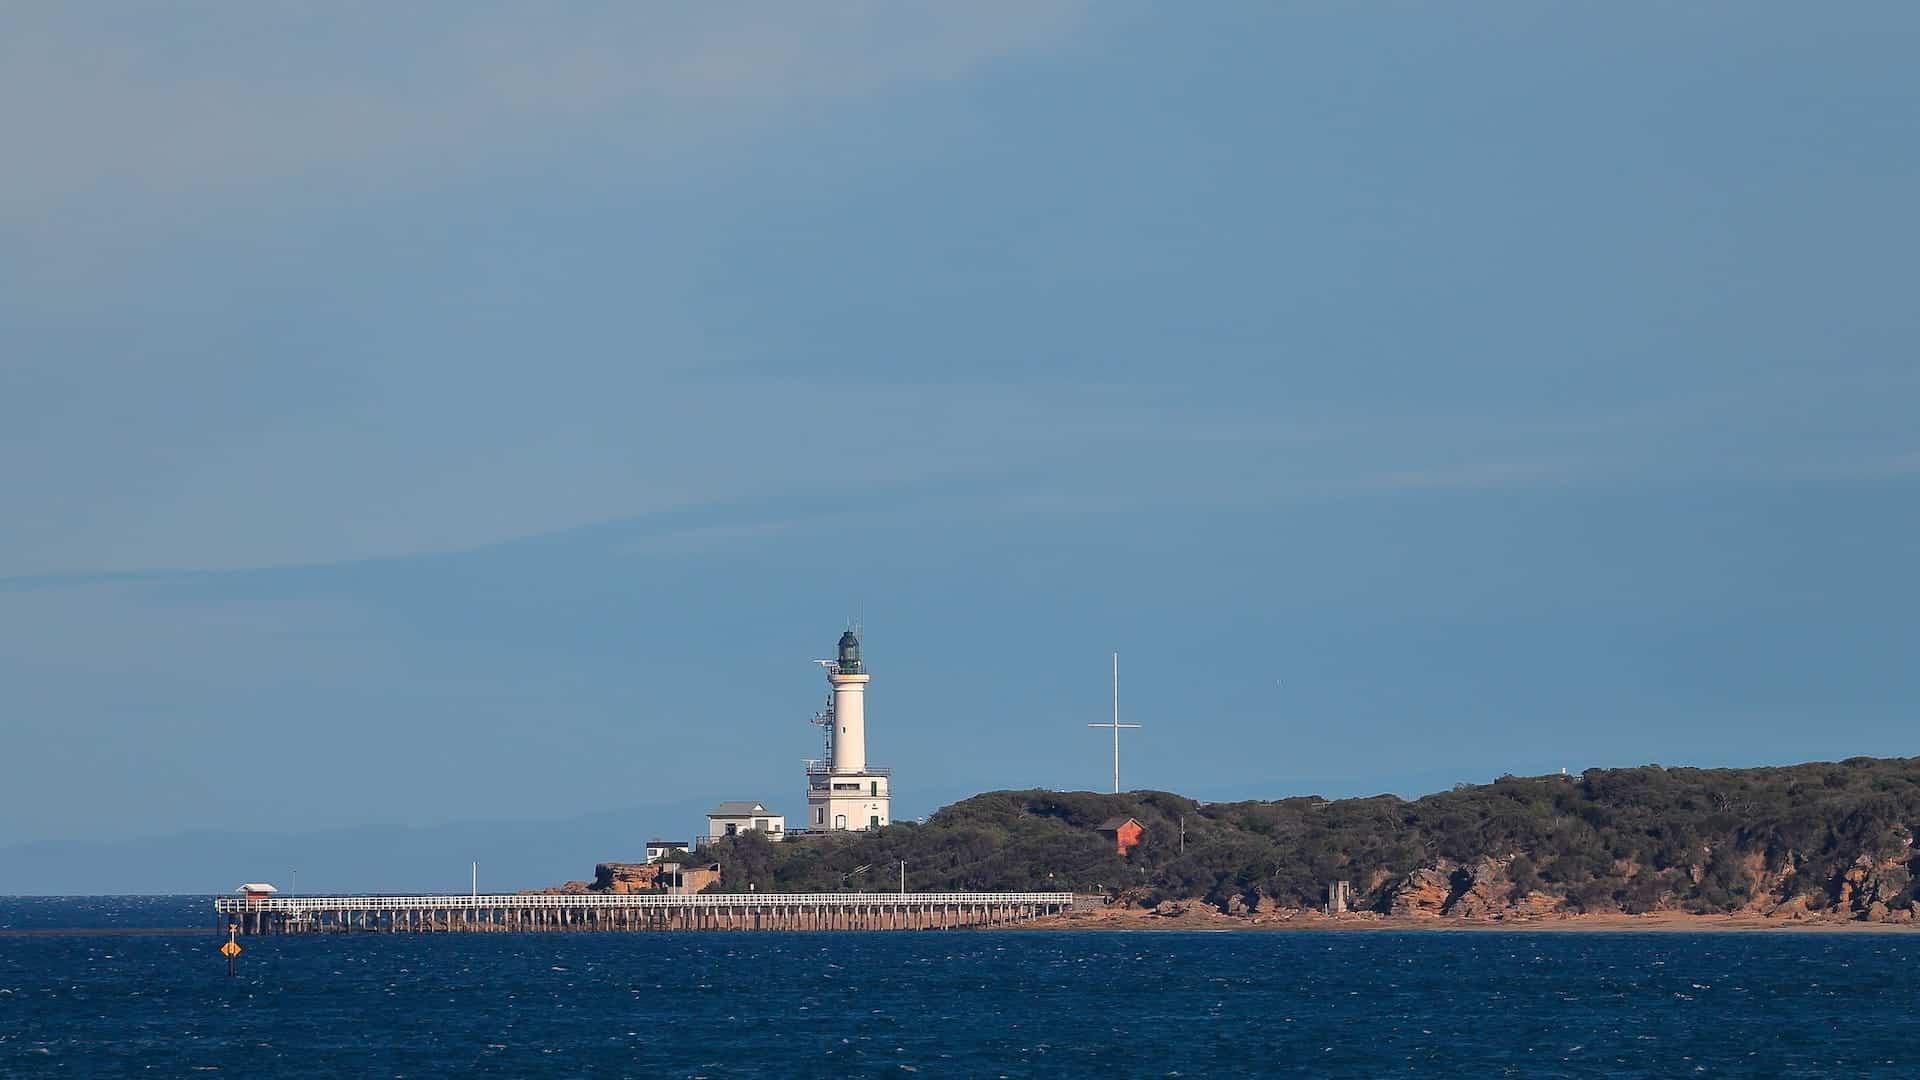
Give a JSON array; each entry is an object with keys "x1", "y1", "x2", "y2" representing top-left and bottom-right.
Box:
[{"x1": 3, "y1": 2, "x2": 1917, "y2": 892}]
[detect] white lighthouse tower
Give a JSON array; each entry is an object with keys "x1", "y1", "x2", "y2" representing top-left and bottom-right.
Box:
[{"x1": 805, "y1": 629, "x2": 891, "y2": 832}]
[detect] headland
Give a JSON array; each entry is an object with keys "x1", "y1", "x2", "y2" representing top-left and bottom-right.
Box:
[{"x1": 603, "y1": 755, "x2": 1920, "y2": 931}]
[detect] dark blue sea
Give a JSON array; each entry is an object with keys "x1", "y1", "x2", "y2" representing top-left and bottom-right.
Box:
[{"x1": 4, "y1": 897, "x2": 1918, "y2": 1076}]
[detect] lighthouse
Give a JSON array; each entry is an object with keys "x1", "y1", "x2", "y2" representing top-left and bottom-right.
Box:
[{"x1": 805, "y1": 629, "x2": 892, "y2": 832}]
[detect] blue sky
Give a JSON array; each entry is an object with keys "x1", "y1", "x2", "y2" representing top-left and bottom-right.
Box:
[{"x1": 3, "y1": 3, "x2": 1916, "y2": 889}]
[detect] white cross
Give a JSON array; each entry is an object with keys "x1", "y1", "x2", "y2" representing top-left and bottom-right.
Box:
[{"x1": 1087, "y1": 652, "x2": 1141, "y2": 794}]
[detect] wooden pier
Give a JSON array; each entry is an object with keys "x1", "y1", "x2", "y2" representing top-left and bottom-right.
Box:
[{"x1": 213, "y1": 891, "x2": 1081, "y2": 934}]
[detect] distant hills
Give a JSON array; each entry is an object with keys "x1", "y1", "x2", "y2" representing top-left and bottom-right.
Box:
[
  {"x1": 686, "y1": 756, "x2": 1920, "y2": 922},
  {"x1": 0, "y1": 800, "x2": 714, "y2": 896}
]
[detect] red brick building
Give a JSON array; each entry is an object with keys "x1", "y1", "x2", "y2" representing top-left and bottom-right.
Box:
[{"x1": 1095, "y1": 816, "x2": 1145, "y2": 856}]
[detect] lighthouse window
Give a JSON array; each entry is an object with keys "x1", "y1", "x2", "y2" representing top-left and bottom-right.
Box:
[{"x1": 870, "y1": 781, "x2": 878, "y2": 796}]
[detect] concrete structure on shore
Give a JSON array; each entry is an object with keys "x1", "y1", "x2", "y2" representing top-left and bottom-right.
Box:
[
  {"x1": 659, "y1": 862, "x2": 722, "y2": 894},
  {"x1": 805, "y1": 629, "x2": 891, "y2": 832}
]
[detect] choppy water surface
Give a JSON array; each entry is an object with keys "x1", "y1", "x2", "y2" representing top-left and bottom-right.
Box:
[{"x1": 2, "y1": 898, "x2": 1917, "y2": 1076}]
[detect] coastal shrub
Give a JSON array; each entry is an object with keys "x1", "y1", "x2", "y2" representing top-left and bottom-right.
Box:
[
  {"x1": 667, "y1": 757, "x2": 1920, "y2": 917},
  {"x1": 1506, "y1": 856, "x2": 1542, "y2": 901}
]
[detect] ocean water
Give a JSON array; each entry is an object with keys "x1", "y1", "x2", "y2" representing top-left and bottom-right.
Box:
[{"x1": 3, "y1": 898, "x2": 1918, "y2": 1076}]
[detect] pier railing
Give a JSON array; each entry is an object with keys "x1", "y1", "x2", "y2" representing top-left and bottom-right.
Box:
[
  {"x1": 216, "y1": 891, "x2": 1072, "y2": 914},
  {"x1": 213, "y1": 891, "x2": 1076, "y2": 934}
]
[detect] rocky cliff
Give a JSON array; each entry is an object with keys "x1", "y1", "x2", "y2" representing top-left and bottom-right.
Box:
[
  {"x1": 1367, "y1": 852, "x2": 1916, "y2": 923},
  {"x1": 526, "y1": 862, "x2": 666, "y2": 897},
  {"x1": 592, "y1": 862, "x2": 664, "y2": 893}
]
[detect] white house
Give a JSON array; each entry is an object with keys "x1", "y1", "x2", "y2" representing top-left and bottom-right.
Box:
[{"x1": 704, "y1": 801, "x2": 785, "y2": 844}]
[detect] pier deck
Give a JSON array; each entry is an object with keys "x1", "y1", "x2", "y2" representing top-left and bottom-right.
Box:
[{"x1": 214, "y1": 891, "x2": 1079, "y2": 934}]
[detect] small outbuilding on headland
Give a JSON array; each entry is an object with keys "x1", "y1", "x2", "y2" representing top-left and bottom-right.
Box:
[
  {"x1": 644, "y1": 840, "x2": 688, "y2": 864},
  {"x1": 659, "y1": 863, "x2": 722, "y2": 895},
  {"x1": 1094, "y1": 817, "x2": 1145, "y2": 856}
]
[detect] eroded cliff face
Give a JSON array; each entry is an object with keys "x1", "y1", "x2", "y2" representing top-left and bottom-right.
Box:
[
  {"x1": 1335, "y1": 832, "x2": 1920, "y2": 923},
  {"x1": 1835, "y1": 847, "x2": 1916, "y2": 923},
  {"x1": 1385, "y1": 867, "x2": 1455, "y2": 917},
  {"x1": 525, "y1": 862, "x2": 667, "y2": 897},
  {"x1": 592, "y1": 862, "x2": 662, "y2": 894},
  {"x1": 1374, "y1": 858, "x2": 1554, "y2": 920}
]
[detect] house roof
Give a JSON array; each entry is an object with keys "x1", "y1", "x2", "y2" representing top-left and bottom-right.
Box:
[
  {"x1": 646, "y1": 840, "x2": 688, "y2": 848},
  {"x1": 1094, "y1": 817, "x2": 1141, "y2": 832},
  {"x1": 707, "y1": 801, "x2": 773, "y2": 818},
  {"x1": 236, "y1": 883, "x2": 278, "y2": 894}
]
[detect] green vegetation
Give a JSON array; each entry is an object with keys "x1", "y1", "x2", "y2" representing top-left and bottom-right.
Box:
[{"x1": 687, "y1": 757, "x2": 1920, "y2": 916}]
